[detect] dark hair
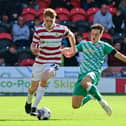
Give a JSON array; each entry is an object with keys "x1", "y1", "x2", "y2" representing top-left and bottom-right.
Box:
[
  {"x1": 44, "y1": 8, "x2": 57, "y2": 18},
  {"x1": 34, "y1": 16, "x2": 40, "y2": 21},
  {"x1": 77, "y1": 33, "x2": 83, "y2": 38},
  {"x1": 90, "y1": 24, "x2": 104, "y2": 34}
]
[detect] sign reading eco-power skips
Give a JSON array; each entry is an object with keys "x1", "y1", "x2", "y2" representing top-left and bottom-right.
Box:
[
  {"x1": 0, "y1": 78, "x2": 116, "y2": 93},
  {"x1": 0, "y1": 67, "x2": 116, "y2": 93},
  {"x1": 0, "y1": 78, "x2": 76, "y2": 93}
]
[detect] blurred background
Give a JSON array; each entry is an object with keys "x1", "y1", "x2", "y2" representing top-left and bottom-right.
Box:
[{"x1": 0, "y1": 0, "x2": 126, "y2": 95}]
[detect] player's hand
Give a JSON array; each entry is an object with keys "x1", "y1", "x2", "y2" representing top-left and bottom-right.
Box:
[
  {"x1": 31, "y1": 48, "x2": 40, "y2": 56},
  {"x1": 61, "y1": 47, "x2": 74, "y2": 58},
  {"x1": 31, "y1": 43, "x2": 40, "y2": 56}
]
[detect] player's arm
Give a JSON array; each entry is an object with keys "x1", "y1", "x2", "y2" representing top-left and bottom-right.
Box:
[
  {"x1": 67, "y1": 30, "x2": 76, "y2": 54},
  {"x1": 30, "y1": 30, "x2": 40, "y2": 56},
  {"x1": 61, "y1": 42, "x2": 83, "y2": 58},
  {"x1": 114, "y1": 51, "x2": 126, "y2": 63},
  {"x1": 30, "y1": 43, "x2": 39, "y2": 56}
]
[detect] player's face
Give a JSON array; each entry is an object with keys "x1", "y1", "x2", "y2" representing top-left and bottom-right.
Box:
[
  {"x1": 44, "y1": 16, "x2": 55, "y2": 29},
  {"x1": 90, "y1": 29, "x2": 101, "y2": 43}
]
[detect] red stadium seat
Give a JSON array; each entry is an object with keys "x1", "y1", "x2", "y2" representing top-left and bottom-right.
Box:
[
  {"x1": 70, "y1": 8, "x2": 86, "y2": 23},
  {"x1": 37, "y1": 0, "x2": 52, "y2": 8},
  {"x1": 88, "y1": 14, "x2": 95, "y2": 24},
  {"x1": 108, "y1": 7, "x2": 117, "y2": 15},
  {"x1": 37, "y1": 8, "x2": 46, "y2": 22},
  {"x1": 102, "y1": 32, "x2": 112, "y2": 40},
  {"x1": 87, "y1": 7, "x2": 99, "y2": 24},
  {"x1": 82, "y1": 32, "x2": 90, "y2": 41},
  {"x1": 22, "y1": 8, "x2": 36, "y2": 23},
  {"x1": 18, "y1": 58, "x2": 35, "y2": 66},
  {"x1": 71, "y1": 0, "x2": 80, "y2": 7},
  {"x1": 87, "y1": 7, "x2": 99, "y2": 16},
  {"x1": 55, "y1": 7, "x2": 69, "y2": 21},
  {"x1": 0, "y1": 32, "x2": 12, "y2": 40}
]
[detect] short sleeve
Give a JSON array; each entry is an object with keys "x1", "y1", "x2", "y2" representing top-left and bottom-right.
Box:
[
  {"x1": 32, "y1": 30, "x2": 40, "y2": 44},
  {"x1": 104, "y1": 42, "x2": 114, "y2": 55},
  {"x1": 76, "y1": 43, "x2": 83, "y2": 52}
]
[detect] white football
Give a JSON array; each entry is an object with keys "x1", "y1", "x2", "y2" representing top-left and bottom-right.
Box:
[{"x1": 37, "y1": 107, "x2": 51, "y2": 120}]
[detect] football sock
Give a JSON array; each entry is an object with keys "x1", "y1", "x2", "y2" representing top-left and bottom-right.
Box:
[
  {"x1": 32, "y1": 86, "x2": 46, "y2": 108},
  {"x1": 87, "y1": 84, "x2": 102, "y2": 101},
  {"x1": 81, "y1": 94, "x2": 93, "y2": 106},
  {"x1": 26, "y1": 92, "x2": 34, "y2": 104}
]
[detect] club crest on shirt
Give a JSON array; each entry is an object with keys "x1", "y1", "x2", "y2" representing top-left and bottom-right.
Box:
[
  {"x1": 55, "y1": 32, "x2": 61, "y2": 37},
  {"x1": 41, "y1": 41, "x2": 45, "y2": 44},
  {"x1": 96, "y1": 44, "x2": 101, "y2": 48}
]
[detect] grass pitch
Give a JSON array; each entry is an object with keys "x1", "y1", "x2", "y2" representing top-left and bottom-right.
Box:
[{"x1": 0, "y1": 96, "x2": 126, "y2": 126}]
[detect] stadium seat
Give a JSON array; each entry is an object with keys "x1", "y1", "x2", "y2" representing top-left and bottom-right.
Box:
[
  {"x1": 60, "y1": 20, "x2": 76, "y2": 32},
  {"x1": 0, "y1": 25, "x2": 9, "y2": 33},
  {"x1": 55, "y1": 8, "x2": 70, "y2": 21},
  {"x1": 70, "y1": 8, "x2": 86, "y2": 23},
  {"x1": 22, "y1": 8, "x2": 36, "y2": 23},
  {"x1": 87, "y1": 7, "x2": 99, "y2": 16},
  {"x1": 71, "y1": 0, "x2": 80, "y2": 7},
  {"x1": 101, "y1": 32, "x2": 112, "y2": 44},
  {"x1": 0, "y1": 32, "x2": 12, "y2": 40},
  {"x1": 82, "y1": 32, "x2": 90, "y2": 41},
  {"x1": 75, "y1": 21, "x2": 90, "y2": 33},
  {"x1": 0, "y1": 32, "x2": 12, "y2": 51},
  {"x1": 37, "y1": 0, "x2": 52, "y2": 8},
  {"x1": 0, "y1": 39, "x2": 12, "y2": 52},
  {"x1": 37, "y1": 8, "x2": 46, "y2": 22},
  {"x1": 108, "y1": 7, "x2": 117, "y2": 15},
  {"x1": 87, "y1": 7, "x2": 99, "y2": 24},
  {"x1": 102, "y1": 32, "x2": 112, "y2": 40},
  {"x1": 18, "y1": 58, "x2": 34, "y2": 66}
]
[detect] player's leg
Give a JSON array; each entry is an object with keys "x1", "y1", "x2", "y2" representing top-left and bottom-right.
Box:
[
  {"x1": 72, "y1": 95, "x2": 84, "y2": 108},
  {"x1": 25, "y1": 80, "x2": 39, "y2": 114},
  {"x1": 81, "y1": 75, "x2": 112, "y2": 116},
  {"x1": 25, "y1": 63, "x2": 42, "y2": 114},
  {"x1": 81, "y1": 94, "x2": 94, "y2": 106},
  {"x1": 31, "y1": 64, "x2": 58, "y2": 115}
]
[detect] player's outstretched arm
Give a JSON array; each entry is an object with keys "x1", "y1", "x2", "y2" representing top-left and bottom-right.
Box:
[
  {"x1": 114, "y1": 51, "x2": 126, "y2": 63},
  {"x1": 61, "y1": 47, "x2": 76, "y2": 58},
  {"x1": 67, "y1": 31, "x2": 76, "y2": 54}
]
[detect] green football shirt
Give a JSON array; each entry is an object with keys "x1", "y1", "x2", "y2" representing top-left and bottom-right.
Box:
[{"x1": 76, "y1": 40, "x2": 114, "y2": 75}]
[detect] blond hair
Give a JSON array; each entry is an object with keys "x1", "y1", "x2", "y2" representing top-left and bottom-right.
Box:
[{"x1": 44, "y1": 8, "x2": 57, "y2": 18}]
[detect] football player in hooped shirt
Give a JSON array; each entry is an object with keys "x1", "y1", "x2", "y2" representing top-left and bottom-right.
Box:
[
  {"x1": 62, "y1": 24, "x2": 126, "y2": 116},
  {"x1": 25, "y1": 8, "x2": 76, "y2": 115}
]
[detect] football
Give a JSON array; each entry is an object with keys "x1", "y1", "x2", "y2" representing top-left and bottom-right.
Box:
[{"x1": 37, "y1": 107, "x2": 51, "y2": 120}]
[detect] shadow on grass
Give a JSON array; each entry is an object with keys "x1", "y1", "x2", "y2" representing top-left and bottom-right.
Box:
[{"x1": 0, "y1": 118, "x2": 73, "y2": 121}]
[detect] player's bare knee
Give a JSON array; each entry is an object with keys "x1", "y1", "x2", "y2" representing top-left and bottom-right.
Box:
[
  {"x1": 29, "y1": 86, "x2": 37, "y2": 94},
  {"x1": 81, "y1": 76, "x2": 91, "y2": 88},
  {"x1": 72, "y1": 104, "x2": 80, "y2": 109},
  {"x1": 39, "y1": 81, "x2": 47, "y2": 87}
]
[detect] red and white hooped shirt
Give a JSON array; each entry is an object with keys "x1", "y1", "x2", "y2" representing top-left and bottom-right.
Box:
[{"x1": 32, "y1": 23, "x2": 69, "y2": 65}]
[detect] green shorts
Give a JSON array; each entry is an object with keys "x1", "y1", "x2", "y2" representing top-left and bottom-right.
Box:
[{"x1": 72, "y1": 72, "x2": 100, "y2": 96}]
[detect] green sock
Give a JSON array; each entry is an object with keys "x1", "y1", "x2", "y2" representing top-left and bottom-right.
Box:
[
  {"x1": 81, "y1": 95, "x2": 92, "y2": 106},
  {"x1": 88, "y1": 85, "x2": 102, "y2": 101}
]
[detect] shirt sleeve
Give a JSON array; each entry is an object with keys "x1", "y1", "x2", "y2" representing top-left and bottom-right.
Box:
[
  {"x1": 76, "y1": 43, "x2": 83, "y2": 52},
  {"x1": 32, "y1": 30, "x2": 40, "y2": 44},
  {"x1": 104, "y1": 42, "x2": 114, "y2": 55}
]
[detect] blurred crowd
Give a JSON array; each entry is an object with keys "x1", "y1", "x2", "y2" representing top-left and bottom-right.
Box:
[{"x1": 0, "y1": 0, "x2": 126, "y2": 77}]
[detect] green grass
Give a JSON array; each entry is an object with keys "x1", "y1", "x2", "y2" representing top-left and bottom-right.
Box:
[{"x1": 0, "y1": 96, "x2": 126, "y2": 126}]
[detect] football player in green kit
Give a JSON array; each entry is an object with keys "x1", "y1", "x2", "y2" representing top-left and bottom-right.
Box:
[{"x1": 62, "y1": 24, "x2": 126, "y2": 116}]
